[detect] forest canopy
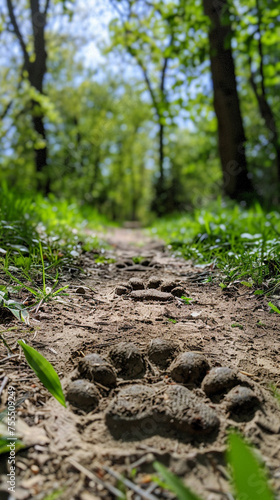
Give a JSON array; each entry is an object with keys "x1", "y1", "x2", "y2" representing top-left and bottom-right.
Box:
[{"x1": 1, "y1": 0, "x2": 280, "y2": 221}]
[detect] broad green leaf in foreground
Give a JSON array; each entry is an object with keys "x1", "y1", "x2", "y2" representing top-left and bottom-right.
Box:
[
  {"x1": 18, "y1": 340, "x2": 66, "y2": 407},
  {"x1": 153, "y1": 462, "x2": 202, "y2": 500},
  {"x1": 227, "y1": 433, "x2": 274, "y2": 500}
]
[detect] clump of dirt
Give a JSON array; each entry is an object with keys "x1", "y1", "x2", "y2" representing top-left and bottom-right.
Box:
[
  {"x1": 224, "y1": 385, "x2": 260, "y2": 419},
  {"x1": 130, "y1": 289, "x2": 173, "y2": 301},
  {"x1": 66, "y1": 379, "x2": 100, "y2": 411},
  {"x1": 169, "y1": 352, "x2": 210, "y2": 385},
  {"x1": 128, "y1": 277, "x2": 145, "y2": 290},
  {"x1": 202, "y1": 367, "x2": 244, "y2": 397},
  {"x1": 78, "y1": 353, "x2": 117, "y2": 388},
  {"x1": 147, "y1": 338, "x2": 179, "y2": 368},
  {"x1": 109, "y1": 342, "x2": 146, "y2": 379}
]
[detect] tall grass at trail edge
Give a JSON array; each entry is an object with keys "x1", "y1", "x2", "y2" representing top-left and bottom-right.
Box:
[
  {"x1": 0, "y1": 184, "x2": 113, "y2": 280},
  {"x1": 150, "y1": 200, "x2": 280, "y2": 287}
]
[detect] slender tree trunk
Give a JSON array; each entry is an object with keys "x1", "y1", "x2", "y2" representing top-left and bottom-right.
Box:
[
  {"x1": 250, "y1": 76, "x2": 280, "y2": 182},
  {"x1": 157, "y1": 121, "x2": 165, "y2": 199},
  {"x1": 248, "y1": 0, "x2": 280, "y2": 192},
  {"x1": 203, "y1": 0, "x2": 254, "y2": 200},
  {"x1": 31, "y1": 113, "x2": 49, "y2": 192},
  {"x1": 6, "y1": 0, "x2": 50, "y2": 194},
  {"x1": 29, "y1": 0, "x2": 49, "y2": 193}
]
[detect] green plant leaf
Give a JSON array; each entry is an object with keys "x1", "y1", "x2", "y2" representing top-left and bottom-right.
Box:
[
  {"x1": 227, "y1": 433, "x2": 274, "y2": 500},
  {"x1": 153, "y1": 462, "x2": 202, "y2": 500},
  {"x1": 18, "y1": 340, "x2": 66, "y2": 407},
  {"x1": 268, "y1": 302, "x2": 280, "y2": 314},
  {"x1": 180, "y1": 296, "x2": 195, "y2": 304},
  {"x1": 0, "y1": 290, "x2": 29, "y2": 324},
  {"x1": 0, "y1": 436, "x2": 24, "y2": 454}
]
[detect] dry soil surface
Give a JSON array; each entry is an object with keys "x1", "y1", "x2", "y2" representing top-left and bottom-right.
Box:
[{"x1": 0, "y1": 228, "x2": 280, "y2": 500}]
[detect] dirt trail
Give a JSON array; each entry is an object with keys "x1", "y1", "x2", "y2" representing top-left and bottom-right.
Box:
[{"x1": 1, "y1": 229, "x2": 280, "y2": 500}]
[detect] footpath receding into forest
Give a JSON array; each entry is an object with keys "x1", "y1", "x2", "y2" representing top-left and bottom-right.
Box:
[{"x1": 1, "y1": 228, "x2": 280, "y2": 499}]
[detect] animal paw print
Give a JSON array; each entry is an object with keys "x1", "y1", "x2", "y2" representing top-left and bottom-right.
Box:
[
  {"x1": 65, "y1": 340, "x2": 275, "y2": 443},
  {"x1": 115, "y1": 277, "x2": 188, "y2": 301}
]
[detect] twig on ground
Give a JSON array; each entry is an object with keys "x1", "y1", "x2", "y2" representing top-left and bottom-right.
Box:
[
  {"x1": 0, "y1": 376, "x2": 9, "y2": 396},
  {"x1": 67, "y1": 458, "x2": 125, "y2": 498},
  {"x1": 104, "y1": 465, "x2": 158, "y2": 500}
]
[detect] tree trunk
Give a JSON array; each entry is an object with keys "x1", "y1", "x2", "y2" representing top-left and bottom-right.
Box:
[
  {"x1": 203, "y1": 0, "x2": 254, "y2": 200},
  {"x1": 31, "y1": 112, "x2": 49, "y2": 193},
  {"x1": 248, "y1": 0, "x2": 280, "y2": 192},
  {"x1": 28, "y1": 0, "x2": 49, "y2": 193},
  {"x1": 152, "y1": 122, "x2": 166, "y2": 215},
  {"x1": 250, "y1": 75, "x2": 280, "y2": 184},
  {"x1": 6, "y1": 0, "x2": 50, "y2": 194}
]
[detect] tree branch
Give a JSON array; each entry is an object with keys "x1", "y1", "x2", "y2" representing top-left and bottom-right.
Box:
[
  {"x1": 6, "y1": 0, "x2": 29, "y2": 65},
  {"x1": 255, "y1": 0, "x2": 265, "y2": 97},
  {"x1": 160, "y1": 34, "x2": 174, "y2": 93},
  {"x1": 129, "y1": 48, "x2": 160, "y2": 116},
  {"x1": 44, "y1": 0, "x2": 51, "y2": 16}
]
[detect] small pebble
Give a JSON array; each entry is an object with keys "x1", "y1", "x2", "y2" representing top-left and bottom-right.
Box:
[
  {"x1": 75, "y1": 286, "x2": 86, "y2": 295},
  {"x1": 30, "y1": 465, "x2": 40, "y2": 474}
]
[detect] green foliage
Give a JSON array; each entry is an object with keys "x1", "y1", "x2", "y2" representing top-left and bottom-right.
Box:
[
  {"x1": 18, "y1": 340, "x2": 66, "y2": 407},
  {"x1": 180, "y1": 296, "x2": 195, "y2": 304},
  {"x1": 268, "y1": 302, "x2": 280, "y2": 314},
  {"x1": 0, "y1": 437, "x2": 24, "y2": 455},
  {"x1": 153, "y1": 461, "x2": 201, "y2": 500},
  {"x1": 151, "y1": 201, "x2": 280, "y2": 286},
  {"x1": 227, "y1": 433, "x2": 274, "y2": 500},
  {"x1": 1, "y1": 0, "x2": 280, "y2": 216},
  {"x1": 0, "y1": 287, "x2": 29, "y2": 323}
]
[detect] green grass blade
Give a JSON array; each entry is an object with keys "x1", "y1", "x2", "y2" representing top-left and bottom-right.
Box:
[
  {"x1": 5, "y1": 271, "x2": 38, "y2": 296},
  {"x1": 227, "y1": 433, "x2": 274, "y2": 500},
  {"x1": 268, "y1": 301, "x2": 280, "y2": 314},
  {"x1": 39, "y1": 242, "x2": 46, "y2": 294},
  {"x1": 42, "y1": 488, "x2": 66, "y2": 500},
  {"x1": 52, "y1": 285, "x2": 69, "y2": 296},
  {"x1": 18, "y1": 340, "x2": 66, "y2": 407},
  {"x1": 153, "y1": 462, "x2": 202, "y2": 500}
]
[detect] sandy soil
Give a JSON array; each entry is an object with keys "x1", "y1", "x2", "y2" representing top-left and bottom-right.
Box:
[{"x1": 0, "y1": 228, "x2": 280, "y2": 500}]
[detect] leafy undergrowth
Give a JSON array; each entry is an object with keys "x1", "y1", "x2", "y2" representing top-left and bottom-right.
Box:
[
  {"x1": 150, "y1": 200, "x2": 280, "y2": 291},
  {"x1": 0, "y1": 184, "x2": 114, "y2": 316}
]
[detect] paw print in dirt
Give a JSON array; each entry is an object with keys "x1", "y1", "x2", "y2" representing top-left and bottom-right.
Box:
[
  {"x1": 114, "y1": 257, "x2": 160, "y2": 271},
  {"x1": 65, "y1": 339, "x2": 277, "y2": 443},
  {"x1": 115, "y1": 276, "x2": 187, "y2": 301}
]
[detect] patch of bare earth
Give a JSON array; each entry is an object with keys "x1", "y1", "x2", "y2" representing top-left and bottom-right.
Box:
[{"x1": 1, "y1": 228, "x2": 280, "y2": 500}]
